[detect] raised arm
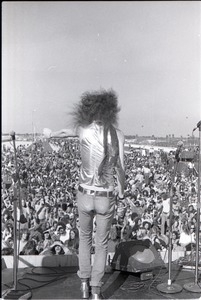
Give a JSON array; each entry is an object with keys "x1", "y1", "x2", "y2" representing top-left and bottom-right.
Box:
[{"x1": 43, "y1": 128, "x2": 78, "y2": 139}]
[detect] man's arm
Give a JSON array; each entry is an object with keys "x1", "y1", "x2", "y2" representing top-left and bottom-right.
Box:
[
  {"x1": 115, "y1": 129, "x2": 125, "y2": 198},
  {"x1": 43, "y1": 128, "x2": 78, "y2": 139}
]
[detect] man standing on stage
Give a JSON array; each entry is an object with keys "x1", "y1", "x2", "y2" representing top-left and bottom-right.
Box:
[{"x1": 43, "y1": 89, "x2": 125, "y2": 299}]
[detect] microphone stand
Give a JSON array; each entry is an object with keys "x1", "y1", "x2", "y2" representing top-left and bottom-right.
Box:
[
  {"x1": 184, "y1": 121, "x2": 201, "y2": 293},
  {"x1": 4, "y1": 132, "x2": 31, "y2": 299},
  {"x1": 157, "y1": 146, "x2": 182, "y2": 294}
]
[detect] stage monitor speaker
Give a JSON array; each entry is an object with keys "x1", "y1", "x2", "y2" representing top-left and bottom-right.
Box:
[{"x1": 111, "y1": 240, "x2": 165, "y2": 273}]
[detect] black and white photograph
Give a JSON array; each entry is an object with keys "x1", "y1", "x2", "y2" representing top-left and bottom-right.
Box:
[{"x1": 2, "y1": 1, "x2": 201, "y2": 299}]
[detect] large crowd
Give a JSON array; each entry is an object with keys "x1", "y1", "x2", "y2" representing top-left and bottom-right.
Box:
[{"x1": 1, "y1": 138, "x2": 200, "y2": 260}]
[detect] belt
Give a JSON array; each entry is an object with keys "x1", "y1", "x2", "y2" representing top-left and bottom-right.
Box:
[{"x1": 78, "y1": 185, "x2": 113, "y2": 198}]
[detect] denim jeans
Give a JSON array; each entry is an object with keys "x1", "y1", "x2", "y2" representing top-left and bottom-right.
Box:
[{"x1": 77, "y1": 190, "x2": 115, "y2": 287}]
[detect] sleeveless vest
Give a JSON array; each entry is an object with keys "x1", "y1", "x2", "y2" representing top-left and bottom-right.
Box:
[{"x1": 79, "y1": 122, "x2": 119, "y2": 188}]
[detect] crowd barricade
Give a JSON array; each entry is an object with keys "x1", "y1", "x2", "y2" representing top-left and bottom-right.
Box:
[
  {"x1": 2, "y1": 250, "x2": 186, "y2": 270},
  {"x1": 2, "y1": 253, "x2": 79, "y2": 269}
]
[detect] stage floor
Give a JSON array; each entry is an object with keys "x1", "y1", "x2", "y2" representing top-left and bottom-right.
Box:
[{"x1": 2, "y1": 265, "x2": 201, "y2": 299}]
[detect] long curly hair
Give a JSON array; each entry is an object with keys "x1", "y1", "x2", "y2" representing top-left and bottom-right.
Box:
[{"x1": 71, "y1": 88, "x2": 120, "y2": 129}]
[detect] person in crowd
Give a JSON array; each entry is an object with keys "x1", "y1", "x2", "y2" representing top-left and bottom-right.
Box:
[
  {"x1": 149, "y1": 225, "x2": 168, "y2": 251},
  {"x1": 135, "y1": 226, "x2": 152, "y2": 245},
  {"x1": 49, "y1": 220, "x2": 59, "y2": 236},
  {"x1": 185, "y1": 204, "x2": 196, "y2": 221},
  {"x1": 121, "y1": 216, "x2": 142, "y2": 241},
  {"x1": 20, "y1": 239, "x2": 39, "y2": 255},
  {"x1": 116, "y1": 200, "x2": 127, "y2": 224},
  {"x1": 29, "y1": 216, "x2": 43, "y2": 241},
  {"x1": 171, "y1": 231, "x2": 183, "y2": 251},
  {"x1": 2, "y1": 223, "x2": 13, "y2": 242},
  {"x1": 2, "y1": 196, "x2": 14, "y2": 222},
  {"x1": 2, "y1": 168, "x2": 13, "y2": 191},
  {"x1": 50, "y1": 241, "x2": 71, "y2": 255},
  {"x1": 160, "y1": 192, "x2": 170, "y2": 235},
  {"x1": 42, "y1": 221, "x2": 52, "y2": 232},
  {"x1": 35, "y1": 198, "x2": 50, "y2": 223},
  {"x1": 172, "y1": 215, "x2": 182, "y2": 233},
  {"x1": 179, "y1": 221, "x2": 196, "y2": 252},
  {"x1": 41, "y1": 230, "x2": 54, "y2": 250},
  {"x1": 142, "y1": 163, "x2": 151, "y2": 185},
  {"x1": 2, "y1": 236, "x2": 14, "y2": 255},
  {"x1": 17, "y1": 229, "x2": 30, "y2": 255},
  {"x1": 107, "y1": 220, "x2": 120, "y2": 253},
  {"x1": 20, "y1": 198, "x2": 31, "y2": 225},
  {"x1": 2, "y1": 224, "x2": 14, "y2": 253},
  {"x1": 175, "y1": 141, "x2": 184, "y2": 163},
  {"x1": 120, "y1": 220, "x2": 132, "y2": 242},
  {"x1": 58, "y1": 223, "x2": 71, "y2": 244},
  {"x1": 40, "y1": 240, "x2": 70, "y2": 256},
  {"x1": 43, "y1": 89, "x2": 125, "y2": 299},
  {"x1": 67, "y1": 227, "x2": 79, "y2": 254},
  {"x1": 142, "y1": 220, "x2": 152, "y2": 235}
]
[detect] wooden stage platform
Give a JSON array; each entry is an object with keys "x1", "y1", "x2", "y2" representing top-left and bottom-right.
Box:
[{"x1": 2, "y1": 264, "x2": 201, "y2": 299}]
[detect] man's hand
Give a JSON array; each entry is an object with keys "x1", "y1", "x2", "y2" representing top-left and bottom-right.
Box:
[{"x1": 43, "y1": 128, "x2": 52, "y2": 139}]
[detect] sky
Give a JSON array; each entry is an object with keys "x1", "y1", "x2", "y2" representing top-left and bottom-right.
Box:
[{"x1": 2, "y1": 1, "x2": 201, "y2": 137}]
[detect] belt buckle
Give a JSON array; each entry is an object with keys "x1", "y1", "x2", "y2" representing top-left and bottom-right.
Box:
[{"x1": 89, "y1": 190, "x2": 95, "y2": 195}]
